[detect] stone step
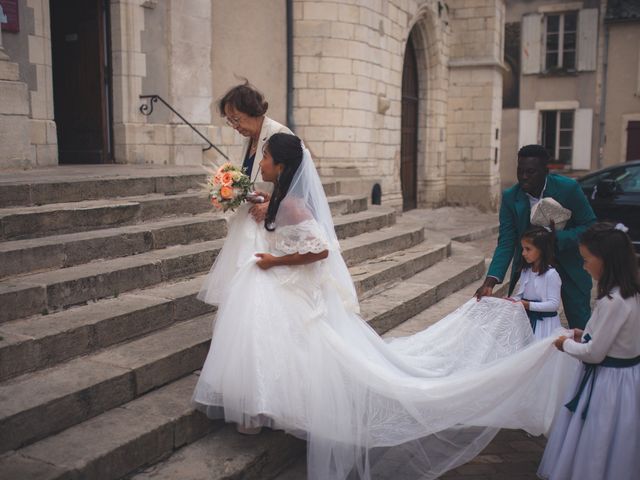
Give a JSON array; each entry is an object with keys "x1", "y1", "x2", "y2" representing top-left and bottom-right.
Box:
[
  {"x1": 0, "y1": 191, "x2": 366, "y2": 241},
  {"x1": 340, "y1": 221, "x2": 424, "y2": 267},
  {"x1": 0, "y1": 214, "x2": 228, "y2": 279},
  {"x1": 0, "y1": 374, "x2": 304, "y2": 480},
  {"x1": 0, "y1": 191, "x2": 212, "y2": 241},
  {"x1": 0, "y1": 167, "x2": 208, "y2": 208},
  {"x1": 0, "y1": 164, "x2": 339, "y2": 207},
  {"x1": 0, "y1": 239, "x2": 225, "y2": 324},
  {"x1": 0, "y1": 223, "x2": 425, "y2": 381},
  {"x1": 360, "y1": 241, "x2": 486, "y2": 335},
  {"x1": 0, "y1": 206, "x2": 396, "y2": 324},
  {"x1": 327, "y1": 194, "x2": 368, "y2": 216},
  {"x1": 333, "y1": 205, "x2": 396, "y2": 239},
  {"x1": 0, "y1": 314, "x2": 214, "y2": 454},
  {"x1": 0, "y1": 277, "x2": 214, "y2": 382},
  {"x1": 349, "y1": 235, "x2": 451, "y2": 299}
]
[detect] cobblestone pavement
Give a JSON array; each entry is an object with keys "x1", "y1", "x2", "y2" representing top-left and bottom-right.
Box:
[{"x1": 439, "y1": 430, "x2": 547, "y2": 480}]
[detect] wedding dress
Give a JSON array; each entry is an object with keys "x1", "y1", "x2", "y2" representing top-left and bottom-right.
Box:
[{"x1": 193, "y1": 149, "x2": 579, "y2": 480}]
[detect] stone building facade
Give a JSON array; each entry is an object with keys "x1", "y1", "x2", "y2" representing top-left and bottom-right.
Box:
[
  {"x1": 0, "y1": 0, "x2": 506, "y2": 211},
  {"x1": 500, "y1": 0, "x2": 640, "y2": 189}
]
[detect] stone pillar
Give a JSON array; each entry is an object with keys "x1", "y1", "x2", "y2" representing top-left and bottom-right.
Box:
[
  {"x1": 446, "y1": 0, "x2": 505, "y2": 211},
  {"x1": 0, "y1": 12, "x2": 31, "y2": 168}
]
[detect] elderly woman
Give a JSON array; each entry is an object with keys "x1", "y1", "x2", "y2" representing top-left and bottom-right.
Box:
[
  {"x1": 219, "y1": 83, "x2": 292, "y2": 220},
  {"x1": 220, "y1": 83, "x2": 291, "y2": 181}
]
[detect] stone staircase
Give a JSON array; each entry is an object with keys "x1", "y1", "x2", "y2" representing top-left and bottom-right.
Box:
[{"x1": 0, "y1": 167, "x2": 490, "y2": 480}]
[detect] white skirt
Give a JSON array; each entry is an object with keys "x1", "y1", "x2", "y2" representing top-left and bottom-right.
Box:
[
  {"x1": 538, "y1": 362, "x2": 640, "y2": 480},
  {"x1": 533, "y1": 315, "x2": 562, "y2": 341}
]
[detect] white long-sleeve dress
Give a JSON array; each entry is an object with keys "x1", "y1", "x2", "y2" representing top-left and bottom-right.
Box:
[
  {"x1": 512, "y1": 267, "x2": 562, "y2": 339},
  {"x1": 538, "y1": 288, "x2": 640, "y2": 480}
]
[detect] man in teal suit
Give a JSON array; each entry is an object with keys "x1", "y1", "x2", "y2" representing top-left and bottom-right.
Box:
[{"x1": 475, "y1": 145, "x2": 595, "y2": 329}]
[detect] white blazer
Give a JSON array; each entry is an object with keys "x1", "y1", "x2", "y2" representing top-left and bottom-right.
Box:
[{"x1": 239, "y1": 116, "x2": 292, "y2": 184}]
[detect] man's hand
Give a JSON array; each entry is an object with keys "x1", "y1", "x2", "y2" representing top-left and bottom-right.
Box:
[
  {"x1": 255, "y1": 253, "x2": 277, "y2": 270},
  {"x1": 554, "y1": 335, "x2": 567, "y2": 351},
  {"x1": 474, "y1": 277, "x2": 498, "y2": 301},
  {"x1": 250, "y1": 202, "x2": 269, "y2": 222}
]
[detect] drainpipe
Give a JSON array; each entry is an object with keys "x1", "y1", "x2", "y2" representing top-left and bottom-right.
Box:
[
  {"x1": 597, "y1": 21, "x2": 609, "y2": 170},
  {"x1": 286, "y1": 0, "x2": 295, "y2": 131}
]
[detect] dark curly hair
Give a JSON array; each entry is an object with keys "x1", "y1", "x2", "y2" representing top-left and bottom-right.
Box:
[
  {"x1": 264, "y1": 133, "x2": 304, "y2": 231},
  {"x1": 580, "y1": 222, "x2": 640, "y2": 299},
  {"x1": 520, "y1": 226, "x2": 556, "y2": 275},
  {"x1": 518, "y1": 144, "x2": 549, "y2": 167},
  {"x1": 218, "y1": 81, "x2": 268, "y2": 118}
]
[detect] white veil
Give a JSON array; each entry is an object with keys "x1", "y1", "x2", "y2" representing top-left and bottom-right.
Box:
[{"x1": 272, "y1": 148, "x2": 360, "y2": 314}]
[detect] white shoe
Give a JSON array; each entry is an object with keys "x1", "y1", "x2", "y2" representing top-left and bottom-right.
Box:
[{"x1": 236, "y1": 424, "x2": 262, "y2": 435}]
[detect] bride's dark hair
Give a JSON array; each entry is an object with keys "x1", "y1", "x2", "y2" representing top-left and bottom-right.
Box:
[{"x1": 264, "y1": 133, "x2": 304, "y2": 231}]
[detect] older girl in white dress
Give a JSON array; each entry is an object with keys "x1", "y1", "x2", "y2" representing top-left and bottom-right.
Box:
[
  {"x1": 538, "y1": 222, "x2": 640, "y2": 480},
  {"x1": 511, "y1": 226, "x2": 563, "y2": 339}
]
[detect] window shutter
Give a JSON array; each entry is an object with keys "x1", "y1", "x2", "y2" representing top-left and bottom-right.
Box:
[
  {"x1": 572, "y1": 109, "x2": 593, "y2": 169},
  {"x1": 578, "y1": 9, "x2": 598, "y2": 72},
  {"x1": 521, "y1": 13, "x2": 542, "y2": 74},
  {"x1": 518, "y1": 110, "x2": 538, "y2": 147}
]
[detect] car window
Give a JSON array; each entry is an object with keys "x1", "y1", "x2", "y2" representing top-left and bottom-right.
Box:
[
  {"x1": 617, "y1": 165, "x2": 640, "y2": 193},
  {"x1": 579, "y1": 169, "x2": 620, "y2": 189}
]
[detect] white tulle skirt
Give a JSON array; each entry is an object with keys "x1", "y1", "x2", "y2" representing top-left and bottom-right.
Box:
[
  {"x1": 192, "y1": 209, "x2": 579, "y2": 480},
  {"x1": 534, "y1": 315, "x2": 562, "y2": 340},
  {"x1": 537, "y1": 363, "x2": 640, "y2": 480}
]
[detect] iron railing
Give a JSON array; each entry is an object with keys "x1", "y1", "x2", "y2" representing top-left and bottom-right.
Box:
[{"x1": 139, "y1": 94, "x2": 229, "y2": 160}]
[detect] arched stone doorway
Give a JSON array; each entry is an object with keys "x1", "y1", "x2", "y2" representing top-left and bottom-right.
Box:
[{"x1": 400, "y1": 31, "x2": 419, "y2": 211}]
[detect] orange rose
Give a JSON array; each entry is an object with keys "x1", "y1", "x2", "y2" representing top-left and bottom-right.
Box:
[
  {"x1": 221, "y1": 172, "x2": 234, "y2": 186},
  {"x1": 211, "y1": 197, "x2": 222, "y2": 209},
  {"x1": 220, "y1": 185, "x2": 234, "y2": 200},
  {"x1": 213, "y1": 173, "x2": 223, "y2": 185}
]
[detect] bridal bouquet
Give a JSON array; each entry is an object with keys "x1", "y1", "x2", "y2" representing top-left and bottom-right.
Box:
[{"x1": 206, "y1": 163, "x2": 253, "y2": 212}]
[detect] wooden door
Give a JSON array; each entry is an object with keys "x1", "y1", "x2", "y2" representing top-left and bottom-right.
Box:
[
  {"x1": 401, "y1": 35, "x2": 419, "y2": 211},
  {"x1": 51, "y1": 0, "x2": 112, "y2": 163},
  {"x1": 626, "y1": 121, "x2": 640, "y2": 161}
]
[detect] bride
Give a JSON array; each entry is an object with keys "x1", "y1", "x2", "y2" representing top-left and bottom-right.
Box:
[{"x1": 192, "y1": 133, "x2": 577, "y2": 480}]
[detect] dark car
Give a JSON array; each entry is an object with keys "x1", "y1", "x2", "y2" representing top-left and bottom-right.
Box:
[{"x1": 577, "y1": 160, "x2": 640, "y2": 253}]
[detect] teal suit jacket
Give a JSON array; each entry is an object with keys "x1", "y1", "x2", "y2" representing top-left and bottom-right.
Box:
[{"x1": 487, "y1": 174, "x2": 595, "y2": 301}]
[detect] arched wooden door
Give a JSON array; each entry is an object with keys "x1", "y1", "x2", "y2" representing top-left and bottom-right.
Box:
[{"x1": 401, "y1": 34, "x2": 419, "y2": 211}]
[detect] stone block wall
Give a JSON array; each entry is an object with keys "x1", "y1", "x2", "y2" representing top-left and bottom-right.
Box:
[
  {"x1": 291, "y1": 0, "x2": 451, "y2": 209},
  {"x1": 446, "y1": 0, "x2": 504, "y2": 210},
  {"x1": 0, "y1": 0, "x2": 57, "y2": 169}
]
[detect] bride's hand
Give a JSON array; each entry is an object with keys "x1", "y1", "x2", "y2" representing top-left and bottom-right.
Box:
[
  {"x1": 247, "y1": 191, "x2": 271, "y2": 204},
  {"x1": 255, "y1": 253, "x2": 277, "y2": 270},
  {"x1": 250, "y1": 202, "x2": 269, "y2": 222}
]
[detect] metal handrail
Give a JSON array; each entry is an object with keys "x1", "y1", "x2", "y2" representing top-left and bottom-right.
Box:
[{"x1": 139, "y1": 94, "x2": 229, "y2": 160}]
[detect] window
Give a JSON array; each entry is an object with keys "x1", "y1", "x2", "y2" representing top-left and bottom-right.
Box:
[
  {"x1": 541, "y1": 110, "x2": 574, "y2": 166},
  {"x1": 544, "y1": 12, "x2": 577, "y2": 71}
]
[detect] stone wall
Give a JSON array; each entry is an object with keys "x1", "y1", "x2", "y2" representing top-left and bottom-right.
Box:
[
  {"x1": 446, "y1": 0, "x2": 504, "y2": 210},
  {"x1": 291, "y1": 0, "x2": 452, "y2": 209},
  {"x1": 1, "y1": 0, "x2": 57, "y2": 168}
]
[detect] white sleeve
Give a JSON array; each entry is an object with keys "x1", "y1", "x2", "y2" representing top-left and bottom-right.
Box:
[
  {"x1": 562, "y1": 295, "x2": 632, "y2": 363},
  {"x1": 528, "y1": 269, "x2": 562, "y2": 313},
  {"x1": 275, "y1": 219, "x2": 329, "y2": 255}
]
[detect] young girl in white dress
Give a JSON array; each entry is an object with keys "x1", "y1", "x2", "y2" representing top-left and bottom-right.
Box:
[
  {"x1": 193, "y1": 133, "x2": 577, "y2": 480},
  {"x1": 510, "y1": 226, "x2": 562, "y2": 339},
  {"x1": 538, "y1": 222, "x2": 640, "y2": 480}
]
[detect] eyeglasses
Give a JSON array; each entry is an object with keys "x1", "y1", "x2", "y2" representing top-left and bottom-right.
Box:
[{"x1": 225, "y1": 115, "x2": 243, "y2": 127}]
